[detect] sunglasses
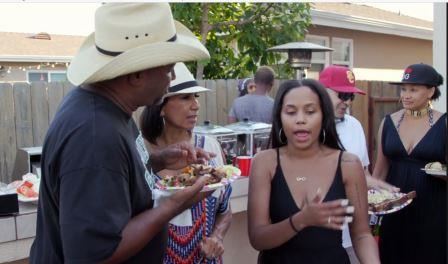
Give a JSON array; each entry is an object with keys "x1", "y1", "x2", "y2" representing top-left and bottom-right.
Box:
[{"x1": 338, "y1": 92, "x2": 355, "y2": 101}]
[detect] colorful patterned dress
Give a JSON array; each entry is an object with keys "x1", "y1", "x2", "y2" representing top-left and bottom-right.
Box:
[{"x1": 163, "y1": 134, "x2": 232, "y2": 264}]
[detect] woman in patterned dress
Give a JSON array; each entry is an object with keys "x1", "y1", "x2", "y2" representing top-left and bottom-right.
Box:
[{"x1": 140, "y1": 63, "x2": 232, "y2": 264}]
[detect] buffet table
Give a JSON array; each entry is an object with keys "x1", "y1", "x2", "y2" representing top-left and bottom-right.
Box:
[{"x1": 0, "y1": 203, "x2": 37, "y2": 263}]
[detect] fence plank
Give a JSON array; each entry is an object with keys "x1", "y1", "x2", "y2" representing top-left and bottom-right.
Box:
[
  {"x1": 352, "y1": 80, "x2": 369, "y2": 140},
  {"x1": 0, "y1": 83, "x2": 17, "y2": 183},
  {"x1": 269, "y1": 79, "x2": 280, "y2": 99},
  {"x1": 48, "y1": 82, "x2": 65, "y2": 123},
  {"x1": 13, "y1": 83, "x2": 33, "y2": 149},
  {"x1": 63, "y1": 82, "x2": 75, "y2": 97},
  {"x1": 226, "y1": 79, "x2": 239, "y2": 125},
  {"x1": 216, "y1": 79, "x2": 228, "y2": 126},
  {"x1": 382, "y1": 82, "x2": 399, "y2": 98},
  {"x1": 197, "y1": 80, "x2": 207, "y2": 125},
  {"x1": 205, "y1": 80, "x2": 218, "y2": 125},
  {"x1": 30, "y1": 82, "x2": 49, "y2": 146}
]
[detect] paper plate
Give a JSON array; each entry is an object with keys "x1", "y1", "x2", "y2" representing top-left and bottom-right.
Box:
[
  {"x1": 421, "y1": 168, "x2": 446, "y2": 176},
  {"x1": 17, "y1": 194, "x2": 38, "y2": 203},
  {"x1": 155, "y1": 165, "x2": 241, "y2": 193},
  {"x1": 156, "y1": 176, "x2": 238, "y2": 193},
  {"x1": 368, "y1": 189, "x2": 413, "y2": 215}
]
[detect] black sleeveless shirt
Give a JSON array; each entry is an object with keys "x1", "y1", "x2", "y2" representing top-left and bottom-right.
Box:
[{"x1": 259, "y1": 149, "x2": 350, "y2": 264}]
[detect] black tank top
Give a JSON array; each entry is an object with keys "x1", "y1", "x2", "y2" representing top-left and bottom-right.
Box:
[{"x1": 259, "y1": 149, "x2": 350, "y2": 264}]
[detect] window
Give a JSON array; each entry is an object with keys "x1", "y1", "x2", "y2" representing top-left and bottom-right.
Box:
[
  {"x1": 305, "y1": 35, "x2": 330, "y2": 79},
  {"x1": 27, "y1": 71, "x2": 67, "y2": 82},
  {"x1": 331, "y1": 37, "x2": 353, "y2": 68}
]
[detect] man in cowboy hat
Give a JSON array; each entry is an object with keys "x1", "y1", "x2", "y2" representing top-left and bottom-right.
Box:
[{"x1": 30, "y1": 3, "x2": 214, "y2": 263}]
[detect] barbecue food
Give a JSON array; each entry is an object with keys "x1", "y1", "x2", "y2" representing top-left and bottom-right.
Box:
[
  {"x1": 425, "y1": 162, "x2": 446, "y2": 172},
  {"x1": 161, "y1": 164, "x2": 228, "y2": 187},
  {"x1": 16, "y1": 180, "x2": 38, "y2": 198},
  {"x1": 368, "y1": 190, "x2": 416, "y2": 213}
]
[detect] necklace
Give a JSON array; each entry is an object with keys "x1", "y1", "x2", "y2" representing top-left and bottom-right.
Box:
[
  {"x1": 405, "y1": 107, "x2": 429, "y2": 118},
  {"x1": 397, "y1": 106, "x2": 434, "y2": 130},
  {"x1": 290, "y1": 148, "x2": 322, "y2": 183},
  {"x1": 296, "y1": 176, "x2": 307, "y2": 182}
]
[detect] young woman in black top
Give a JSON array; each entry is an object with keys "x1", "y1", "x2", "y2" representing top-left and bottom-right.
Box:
[{"x1": 248, "y1": 79, "x2": 380, "y2": 263}]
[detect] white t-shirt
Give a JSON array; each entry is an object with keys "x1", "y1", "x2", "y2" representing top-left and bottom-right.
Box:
[
  {"x1": 337, "y1": 114, "x2": 370, "y2": 248},
  {"x1": 337, "y1": 114, "x2": 370, "y2": 168}
]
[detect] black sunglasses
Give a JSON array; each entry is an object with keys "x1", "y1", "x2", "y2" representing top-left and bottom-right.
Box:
[{"x1": 338, "y1": 92, "x2": 355, "y2": 101}]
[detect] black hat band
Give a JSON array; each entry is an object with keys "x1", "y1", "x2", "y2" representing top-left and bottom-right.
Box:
[
  {"x1": 169, "y1": 81, "x2": 199, "y2": 93},
  {"x1": 95, "y1": 34, "x2": 177, "y2": 56}
]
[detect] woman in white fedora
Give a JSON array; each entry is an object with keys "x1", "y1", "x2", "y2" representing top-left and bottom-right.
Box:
[
  {"x1": 30, "y1": 3, "x2": 215, "y2": 264},
  {"x1": 140, "y1": 63, "x2": 233, "y2": 264}
]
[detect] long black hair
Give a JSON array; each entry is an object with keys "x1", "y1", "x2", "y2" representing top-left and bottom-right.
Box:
[
  {"x1": 270, "y1": 79, "x2": 344, "y2": 151},
  {"x1": 140, "y1": 100, "x2": 168, "y2": 145}
]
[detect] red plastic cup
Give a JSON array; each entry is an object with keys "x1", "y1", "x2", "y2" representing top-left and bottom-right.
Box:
[{"x1": 236, "y1": 156, "x2": 252, "y2": 176}]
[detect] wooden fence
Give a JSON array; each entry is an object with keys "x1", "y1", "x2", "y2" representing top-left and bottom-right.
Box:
[{"x1": 0, "y1": 80, "x2": 400, "y2": 183}]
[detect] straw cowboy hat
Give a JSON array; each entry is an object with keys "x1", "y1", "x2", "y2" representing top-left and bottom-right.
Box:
[
  {"x1": 67, "y1": 3, "x2": 210, "y2": 86},
  {"x1": 164, "y1": 63, "x2": 209, "y2": 99}
]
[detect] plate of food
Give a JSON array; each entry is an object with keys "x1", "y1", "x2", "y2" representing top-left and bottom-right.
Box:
[
  {"x1": 156, "y1": 164, "x2": 241, "y2": 192},
  {"x1": 10, "y1": 173, "x2": 40, "y2": 203},
  {"x1": 368, "y1": 189, "x2": 416, "y2": 215},
  {"x1": 421, "y1": 162, "x2": 446, "y2": 176}
]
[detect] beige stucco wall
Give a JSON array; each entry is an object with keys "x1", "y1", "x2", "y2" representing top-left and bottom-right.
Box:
[{"x1": 307, "y1": 25, "x2": 433, "y2": 81}]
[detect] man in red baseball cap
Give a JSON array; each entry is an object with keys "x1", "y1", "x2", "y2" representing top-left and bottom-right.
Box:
[
  {"x1": 319, "y1": 65, "x2": 366, "y2": 120},
  {"x1": 319, "y1": 65, "x2": 398, "y2": 264}
]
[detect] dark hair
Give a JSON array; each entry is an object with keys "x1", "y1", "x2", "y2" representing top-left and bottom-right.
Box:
[
  {"x1": 140, "y1": 100, "x2": 168, "y2": 145},
  {"x1": 270, "y1": 79, "x2": 344, "y2": 151},
  {"x1": 238, "y1": 78, "x2": 254, "y2": 97},
  {"x1": 429, "y1": 73, "x2": 443, "y2": 100},
  {"x1": 254, "y1": 66, "x2": 275, "y2": 86}
]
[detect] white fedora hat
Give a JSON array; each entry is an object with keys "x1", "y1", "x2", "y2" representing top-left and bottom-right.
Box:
[
  {"x1": 164, "y1": 63, "x2": 209, "y2": 98},
  {"x1": 67, "y1": 3, "x2": 210, "y2": 86}
]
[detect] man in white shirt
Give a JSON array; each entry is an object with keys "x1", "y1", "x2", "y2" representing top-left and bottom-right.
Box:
[{"x1": 319, "y1": 65, "x2": 399, "y2": 264}]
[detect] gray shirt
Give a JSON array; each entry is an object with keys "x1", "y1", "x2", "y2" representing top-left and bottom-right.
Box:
[{"x1": 229, "y1": 94, "x2": 274, "y2": 123}]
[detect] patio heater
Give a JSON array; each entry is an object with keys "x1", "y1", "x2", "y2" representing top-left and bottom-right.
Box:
[{"x1": 267, "y1": 42, "x2": 333, "y2": 80}]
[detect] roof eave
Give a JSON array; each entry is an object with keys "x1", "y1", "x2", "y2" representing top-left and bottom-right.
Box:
[
  {"x1": 311, "y1": 9, "x2": 433, "y2": 41},
  {"x1": 0, "y1": 55, "x2": 73, "y2": 63}
]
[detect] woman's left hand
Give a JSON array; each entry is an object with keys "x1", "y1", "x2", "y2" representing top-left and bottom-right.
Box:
[{"x1": 200, "y1": 236, "x2": 225, "y2": 259}]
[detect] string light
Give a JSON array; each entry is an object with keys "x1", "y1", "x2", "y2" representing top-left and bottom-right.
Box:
[{"x1": 0, "y1": 62, "x2": 70, "y2": 78}]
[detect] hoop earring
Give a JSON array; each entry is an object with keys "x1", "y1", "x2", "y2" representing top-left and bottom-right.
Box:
[
  {"x1": 321, "y1": 129, "x2": 326, "y2": 144},
  {"x1": 278, "y1": 128, "x2": 286, "y2": 144},
  {"x1": 161, "y1": 116, "x2": 166, "y2": 128}
]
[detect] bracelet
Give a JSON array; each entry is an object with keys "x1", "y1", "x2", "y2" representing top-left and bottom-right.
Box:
[{"x1": 289, "y1": 215, "x2": 300, "y2": 233}]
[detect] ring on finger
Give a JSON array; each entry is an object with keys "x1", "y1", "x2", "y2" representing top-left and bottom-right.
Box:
[{"x1": 327, "y1": 216, "x2": 332, "y2": 224}]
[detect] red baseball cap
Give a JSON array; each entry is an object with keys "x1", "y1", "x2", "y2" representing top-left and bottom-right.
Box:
[{"x1": 319, "y1": 65, "x2": 366, "y2": 95}]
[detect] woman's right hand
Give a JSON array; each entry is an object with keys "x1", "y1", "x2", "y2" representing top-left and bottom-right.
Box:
[{"x1": 293, "y1": 189, "x2": 354, "y2": 231}]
